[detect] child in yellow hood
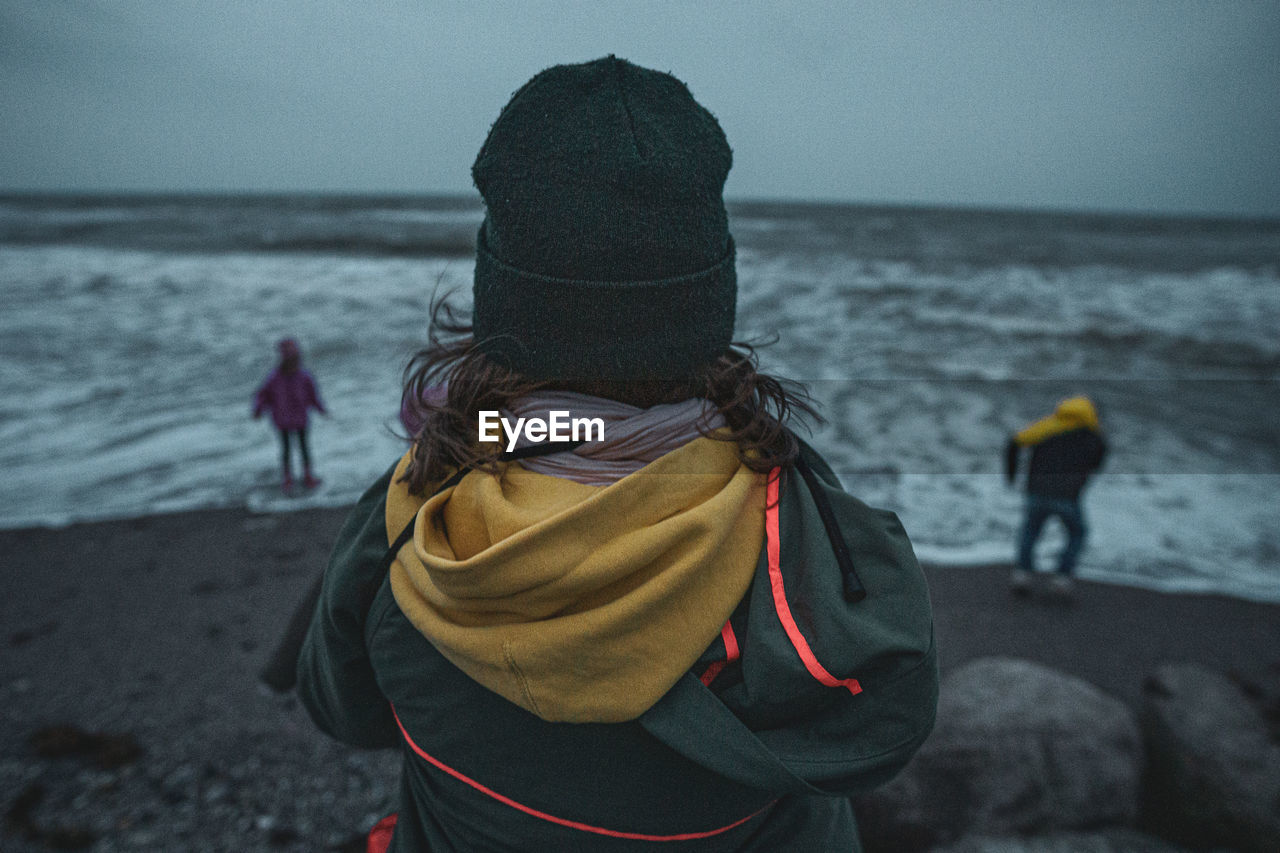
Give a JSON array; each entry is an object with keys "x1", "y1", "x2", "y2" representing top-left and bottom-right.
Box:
[
  {"x1": 1005, "y1": 396, "x2": 1109, "y2": 596},
  {"x1": 297, "y1": 57, "x2": 937, "y2": 852}
]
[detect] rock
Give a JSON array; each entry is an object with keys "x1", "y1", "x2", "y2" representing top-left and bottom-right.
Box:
[
  {"x1": 266, "y1": 825, "x2": 301, "y2": 846},
  {"x1": 159, "y1": 763, "x2": 197, "y2": 804},
  {"x1": 1141, "y1": 663, "x2": 1280, "y2": 853},
  {"x1": 931, "y1": 828, "x2": 1194, "y2": 852},
  {"x1": 854, "y1": 657, "x2": 1143, "y2": 851},
  {"x1": 3, "y1": 782, "x2": 98, "y2": 851},
  {"x1": 28, "y1": 724, "x2": 143, "y2": 769},
  {"x1": 202, "y1": 781, "x2": 230, "y2": 804}
]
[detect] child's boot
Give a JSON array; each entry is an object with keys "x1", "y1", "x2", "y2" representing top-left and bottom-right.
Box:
[{"x1": 303, "y1": 465, "x2": 320, "y2": 490}]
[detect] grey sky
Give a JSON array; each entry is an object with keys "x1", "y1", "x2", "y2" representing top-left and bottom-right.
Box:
[{"x1": 3, "y1": 0, "x2": 1278, "y2": 217}]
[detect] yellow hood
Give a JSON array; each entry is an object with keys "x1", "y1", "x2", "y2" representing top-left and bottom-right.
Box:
[
  {"x1": 384, "y1": 438, "x2": 765, "y2": 723},
  {"x1": 1015, "y1": 395, "x2": 1101, "y2": 446}
]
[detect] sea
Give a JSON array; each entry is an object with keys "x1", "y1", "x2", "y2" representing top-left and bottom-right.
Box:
[{"x1": 2, "y1": 194, "x2": 1277, "y2": 602}]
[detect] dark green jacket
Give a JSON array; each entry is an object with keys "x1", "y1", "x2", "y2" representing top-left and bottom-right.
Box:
[{"x1": 298, "y1": 443, "x2": 937, "y2": 851}]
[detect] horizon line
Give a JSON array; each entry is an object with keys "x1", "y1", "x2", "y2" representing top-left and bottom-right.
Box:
[{"x1": 1, "y1": 187, "x2": 1276, "y2": 226}]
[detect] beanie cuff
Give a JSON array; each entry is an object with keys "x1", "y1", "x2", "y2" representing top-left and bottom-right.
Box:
[{"x1": 473, "y1": 228, "x2": 736, "y2": 382}]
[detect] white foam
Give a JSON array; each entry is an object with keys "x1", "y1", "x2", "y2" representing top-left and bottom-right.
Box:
[{"x1": 2, "y1": 223, "x2": 1277, "y2": 604}]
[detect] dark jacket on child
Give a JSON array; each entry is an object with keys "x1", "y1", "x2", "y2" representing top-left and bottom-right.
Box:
[{"x1": 1005, "y1": 396, "x2": 1107, "y2": 501}]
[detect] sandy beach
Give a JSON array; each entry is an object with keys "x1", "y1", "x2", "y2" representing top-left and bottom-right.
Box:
[{"x1": 3, "y1": 503, "x2": 1278, "y2": 852}]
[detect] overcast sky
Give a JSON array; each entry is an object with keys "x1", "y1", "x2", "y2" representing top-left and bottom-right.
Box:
[{"x1": 2, "y1": 0, "x2": 1278, "y2": 217}]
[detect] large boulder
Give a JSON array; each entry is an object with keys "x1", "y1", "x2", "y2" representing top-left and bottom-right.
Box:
[
  {"x1": 1141, "y1": 663, "x2": 1280, "y2": 853},
  {"x1": 855, "y1": 657, "x2": 1143, "y2": 851}
]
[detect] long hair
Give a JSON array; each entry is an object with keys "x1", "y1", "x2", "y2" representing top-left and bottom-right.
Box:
[{"x1": 398, "y1": 296, "x2": 822, "y2": 495}]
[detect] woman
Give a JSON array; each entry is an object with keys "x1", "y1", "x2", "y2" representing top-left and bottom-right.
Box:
[{"x1": 298, "y1": 56, "x2": 936, "y2": 852}]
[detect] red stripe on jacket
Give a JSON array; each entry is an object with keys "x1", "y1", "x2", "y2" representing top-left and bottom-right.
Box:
[
  {"x1": 391, "y1": 707, "x2": 771, "y2": 841},
  {"x1": 765, "y1": 468, "x2": 862, "y2": 696},
  {"x1": 699, "y1": 620, "x2": 741, "y2": 687}
]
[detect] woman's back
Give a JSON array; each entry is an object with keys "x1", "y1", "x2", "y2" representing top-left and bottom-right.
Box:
[
  {"x1": 299, "y1": 441, "x2": 935, "y2": 851},
  {"x1": 295, "y1": 56, "x2": 937, "y2": 851}
]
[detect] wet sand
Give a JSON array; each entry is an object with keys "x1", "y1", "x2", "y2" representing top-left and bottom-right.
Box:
[
  {"x1": 924, "y1": 559, "x2": 1280, "y2": 706},
  {"x1": 1, "y1": 504, "x2": 1277, "y2": 851}
]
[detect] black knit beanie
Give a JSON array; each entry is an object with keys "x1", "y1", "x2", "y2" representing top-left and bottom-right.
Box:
[{"x1": 471, "y1": 55, "x2": 736, "y2": 382}]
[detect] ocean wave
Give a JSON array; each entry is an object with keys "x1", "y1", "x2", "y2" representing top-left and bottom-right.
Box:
[
  {"x1": 250, "y1": 233, "x2": 475, "y2": 257},
  {"x1": 1, "y1": 227, "x2": 477, "y2": 258},
  {"x1": 3, "y1": 197, "x2": 1279, "y2": 604},
  {"x1": 903, "y1": 308, "x2": 1280, "y2": 375},
  {"x1": 0, "y1": 195, "x2": 483, "y2": 258}
]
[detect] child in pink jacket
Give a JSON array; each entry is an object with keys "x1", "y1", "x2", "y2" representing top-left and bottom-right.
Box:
[{"x1": 253, "y1": 338, "x2": 326, "y2": 492}]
